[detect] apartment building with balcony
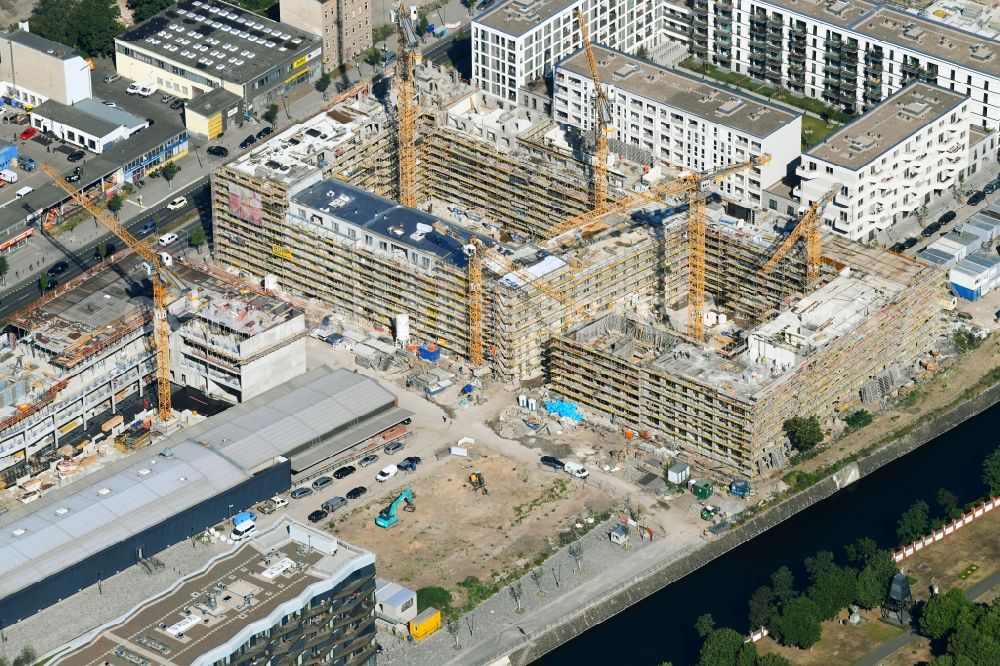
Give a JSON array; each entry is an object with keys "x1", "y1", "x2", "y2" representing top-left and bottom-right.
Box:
[
  {"x1": 797, "y1": 82, "x2": 969, "y2": 241},
  {"x1": 554, "y1": 45, "x2": 801, "y2": 206},
  {"x1": 686, "y1": 0, "x2": 1000, "y2": 129},
  {"x1": 472, "y1": 0, "x2": 656, "y2": 103}
]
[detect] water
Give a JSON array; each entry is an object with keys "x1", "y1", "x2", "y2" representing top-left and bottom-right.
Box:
[{"x1": 539, "y1": 404, "x2": 1000, "y2": 666}]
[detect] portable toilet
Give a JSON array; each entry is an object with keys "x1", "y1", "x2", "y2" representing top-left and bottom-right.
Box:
[
  {"x1": 409, "y1": 607, "x2": 442, "y2": 640},
  {"x1": 691, "y1": 479, "x2": 714, "y2": 500},
  {"x1": 729, "y1": 478, "x2": 750, "y2": 498}
]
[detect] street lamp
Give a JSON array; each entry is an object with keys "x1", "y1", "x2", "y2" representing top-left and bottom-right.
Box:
[{"x1": 228, "y1": 503, "x2": 234, "y2": 522}]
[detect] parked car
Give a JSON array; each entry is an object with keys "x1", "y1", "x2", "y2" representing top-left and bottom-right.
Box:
[
  {"x1": 290, "y1": 486, "x2": 314, "y2": 499},
  {"x1": 67, "y1": 150, "x2": 86, "y2": 162},
  {"x1": 126, "y1": 82, "x2": 141, "y2": 95},
  {"x1": 376, "y1": 464, "x2": 398, "y2": 482},
  {"x1": 239, "y1": 135, "x2": 256, "y2": 149},
  {"x1": 102, "y1": 101, "x2": 117, "y2": 108},
  {"x1": 540, "y1": 455, "x2": 565, "y2": 471},
  {"x1": 158, "y1": 232, "x2": 179, "y2": 246},
  {"x1": 889, "y1": 241, "x2": 905, "y2": 253},
  {"x1": 384, "y1": 441, "x2": 405, "y2": 455},
  {"x1": 358, "y1": 454, "x2": 379, "y2": 468},
  {"x1": 985, "y1": 179, "x2": 1000, "y2": 195},
  {"x1": 43, "y1": 277, "x2": 59, "y2": 291},
  {"x1": 346, "y1": 486, "x2": 367, "y2": 499},
  {"x1": 160, "y1": 94, "x2": 175, "y2": 104},
  {"x1": 968, "y1": 190, "x2": 986, "y2": 206},
  {"x1": 256, "y1": 126, "x2": 273, "y2": 139},
  {"x1": 322, "y1": 496, "x2": 348, "y2": 513},
  {"x1": 66, "y1": 167, "x2": 82, "y2": 183},
  {"x1": 902, "y1": 237, "x2": 918, "y2": 250},
  {"x1": 921, "y1": 221, "x2": 942, "y2": 238},
  {"x1": 333, "y1": 465, "x2": 356, "y2": 479},
  {"x1": 307, "y1": 509, "x2": 329, "y2": 523},
  {"x1": 271, "y1": 495, "x2": 289, "y2": 509},
  {"x1": 170, "y1": 99, "x2": 184, "y2": 110},
  {"x1": 398, "y1": 456, "x2": 421, "y2": 472},
  {"x1": 207, "y1": 145, "x2": 229, "y2": 157},
  {"x1": 312, "y1": 475, "x2": 334, "y2": 490},
  {"x1": 939, "y1": 210, "x2": 957, "y2": 225},
  {"x1": 136, "y1": 83, "x2": 155, "y2": 97},
  {"x1": 166, "y1": 196, "x2": 187, "y2": 210},
  {"x1": 138, "y1": 220, "x2": 156, "y2": 236},
  {"x1": 46, "y1": 261, "x2": 68, "y2": 277},
  {"x1": 18, "y1": 127, "x2": 36, "y2": 140},
  {"x1": 18, "y1": 156, "x2": 36, "y2": 171},
  {"x1": 103, "y1": 73, "x2": 121, "y2": 83},
  {"x1": 563, "y1": 461, "x2": 590, "y2": 479}
]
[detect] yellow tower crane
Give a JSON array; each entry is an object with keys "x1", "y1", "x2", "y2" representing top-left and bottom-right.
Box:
[
  {"x1": 395, "y1": 3, "x2": 418, "y2": 207},
  {"x1": 466, "y1": 239, "x2": 484, "y2": 367},
  {"x1": 544, "y1": 156, "x2": 770, "y2": 341},
  {"x1": 575, "y1": 9, "x2": 612, "y2": 213},
  {"x1": 760, "y1": 185, "x2": 839, "y2": 285},
  {"x1": 42, "y1": 164, "x2": 178, "y2": 422}
]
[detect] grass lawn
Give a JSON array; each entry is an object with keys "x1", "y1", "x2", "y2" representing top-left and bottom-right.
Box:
[
  {"x1": 800, "y1": 115, "x2": 837, "y2": 150},
  {"x1": 756, "y1": 608, "x2": 906, "y2": 665}
]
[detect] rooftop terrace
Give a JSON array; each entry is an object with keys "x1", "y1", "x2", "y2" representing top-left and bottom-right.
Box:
[{"x1": 475, "y1": 0, "x2": 579, "y2": 36}]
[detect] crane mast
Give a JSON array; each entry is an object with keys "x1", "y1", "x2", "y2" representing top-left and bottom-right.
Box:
[
  {"x1": 396, "y1": 3, "x2": 418, "y2": 206},
  {"x1": 760, "y1": 185, "x2": 838, "y2": 284},
  {"x1": 575, "y1": 10, "x2": 611, "y2": 212}
]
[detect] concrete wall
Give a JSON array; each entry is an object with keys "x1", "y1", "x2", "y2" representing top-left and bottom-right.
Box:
[{"x1": 0, "y1": 35, "x2": 91, "y2": 105}]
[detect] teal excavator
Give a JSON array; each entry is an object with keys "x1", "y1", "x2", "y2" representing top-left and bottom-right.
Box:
[{"x1": 375, "y1": 487, "x2": 415, "y2": 528}]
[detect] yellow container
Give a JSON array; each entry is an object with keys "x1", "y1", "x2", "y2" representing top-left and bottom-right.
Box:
[{"x1": 409, "y1": 607, "x2": 442, "y2": 641}]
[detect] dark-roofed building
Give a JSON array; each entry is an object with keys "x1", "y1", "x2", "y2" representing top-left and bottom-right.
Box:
[
  {"x1": 0, "y1": 29, "x2": 92, "y2": 106},
  {"x1": 114, "y1": 0, "x2": 321, "y2": 118},
  {"x1": 29, "y1": 99, "x2": 148, "y2": 153},
  {"x1": 0, "y1": 364, "x2": 408, "y2": 625}
]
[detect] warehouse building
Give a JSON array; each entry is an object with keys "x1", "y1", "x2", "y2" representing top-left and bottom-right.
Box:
[
  {"x1": 114, "y1": 0, "x2": 321, "y2": 119},
  {"x1": 0, "y1": 29, "x2": 92, "y2": 106},
  {"x1": 51, "y1": 519, "x2": 377, "y2": 666},
  {"x1": 554, "y1": 45, "x2": 801, "y2": 207},
  {"x1": 0, "y1": 364, "x2": 404, "y2": 625},
  {"x1": 29, "y1": 99, "x2": 149, "y2": 153}
]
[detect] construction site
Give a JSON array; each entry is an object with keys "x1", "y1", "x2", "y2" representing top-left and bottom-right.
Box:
[{"x1": 207, "y1": 20, "x2": 955, "y2": 478}]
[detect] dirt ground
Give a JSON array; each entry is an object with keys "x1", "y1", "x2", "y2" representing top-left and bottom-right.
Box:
[
  {"x1": 0, "y1": 0, "x2": 33, "y2": 26},
  {"x1": 328, "y1": 447, "x2": 612, "y2": 597},
  {"x1": 756, "y1": 608, "x2": 906, "y2": 666}
]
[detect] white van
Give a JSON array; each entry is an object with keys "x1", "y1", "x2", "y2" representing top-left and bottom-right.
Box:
[
  {"x1": 0, "y1": 169, "x2": 17, "y2": 183},
  {"x1": 376, "y1": 464, "x2": 398, "y2": 482},
  {"x1": 158, "y1": 232, "x2": 178, "y2": 246},
  {"x1": 563, "y1": 461, "x2": 590, "y2": 479},
  {"x1": 15, "y1": 185, "x2": 32, "y2": 198},
  {"x1": 230, "y1": 519, "x2": 256, "y2": 542}
]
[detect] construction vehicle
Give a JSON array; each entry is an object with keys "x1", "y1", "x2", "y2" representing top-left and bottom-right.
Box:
[
  {"x1": 42, "y1": 163, "x2": 179, "y2": 422},
  {"x1": 575, "y1": 10, "x2": 612, "y2": 213},
  {"x1": 375, "y1": 486, "x2": 415, "y2": 528},
  {"x1": 468, "y1": 471, "x2": 487, "y2": 494},
  {"x1": 394, "y1": 2, "x2": 418, "y2": 206},
  {"x1": 760, "y1": 185, "x2": 839, "y2": 285}
]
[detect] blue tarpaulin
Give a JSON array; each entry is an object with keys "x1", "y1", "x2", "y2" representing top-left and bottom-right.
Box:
[
  {"x1": 461, "y1": 384, "x2": 475, "y2": 394},
  {"x1": 543, "y1": 400, "x2": 584, "y2": 421}
]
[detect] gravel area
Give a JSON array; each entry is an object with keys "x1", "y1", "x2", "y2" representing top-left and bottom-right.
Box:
[
  {"x1": 0, "y1": 537, "x2": 231, "y2": 662},
  {"x1": 379, "y1": 519, "x2": 660, "y2": 666}
]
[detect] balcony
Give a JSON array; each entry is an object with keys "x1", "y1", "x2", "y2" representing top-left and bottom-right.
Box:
[{"x1": 715, "y1": 20, "x2": 732, "y2": 33}]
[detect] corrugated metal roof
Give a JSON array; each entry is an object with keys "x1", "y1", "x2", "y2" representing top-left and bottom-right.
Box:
[{"x1": 0, "y1": 365, "x2": 401, "y2": 601}]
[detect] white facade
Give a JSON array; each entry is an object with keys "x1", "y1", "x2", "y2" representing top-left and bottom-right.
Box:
[
  {"x1": 798, "y1": 83, "x2": 969, "y2": 241},
  {"x1": 0, "y1": 30, "x2": 92, "y2": 107},
  {"x1": 29, "y1": 100, "x2": 149, "y2": 154},
  {"x1": 472, "y1": 0, "x2": 656, "y2": 103},
  {"x1": 554, "y1": 45, "x2": 801, "y2": 206}
]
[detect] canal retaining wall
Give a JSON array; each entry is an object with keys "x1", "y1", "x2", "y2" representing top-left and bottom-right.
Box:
[{"x1": 504, "y1": 378, "x2": 1000, "y2": 665}]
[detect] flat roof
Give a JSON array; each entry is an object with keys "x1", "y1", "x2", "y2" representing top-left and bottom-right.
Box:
[
  {"x1": 0, "y1": 365, "x2": 396, "y2": 602},
  {"x1": 74, "y1": 98, "x2": 147, "y2": 130},
  {"x1": 476, "y1": 0, "x2": 579, "y2": 36},
  {"x1": 762, "y1": 0, "x2": 877, "y2": 28},
  {"x1": 806, "y1": 82, "x2": 966, "y2": 169},
  {"x1": 31, "y1": 100, "x2": 120, "y2": 138},
  {"x1": 118, "y1": 0, "x2": 320, "y2": 86},
  {"x1": 2, "y1": 30, "x2": 81, "y2": 59},
  {"x1": 53, "y1": 519, "x2": 374, "y2": 666},
  {"x1": 854, "y1": 8, "x2": 1000, "y2": 78},
  {"x1": 291, "y1": 178, "x2": 496, "y2": 269},
  {"x1": 952, "y1": 251, "x2": 1000, "y2": 277},
  {"x1": 557, "y1": 45, "x2": 799, "y2": 138},
  {"x1": 187, "y1": 86, "x2": 242, "y2": 117}
]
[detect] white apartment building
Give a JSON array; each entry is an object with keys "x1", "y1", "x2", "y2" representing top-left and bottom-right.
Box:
[
  {"x1": 797, "y1": 83, "x2": 969, "y2": 241},
  {"x1": 472, "y1": 0, "x2": 656, "y2": 103},
  {"x1": 554, "y1": 45, "x2": 801, "y2": 206},
  {"x1": 683, "y1": 0, "x2": 1000, "y2": 129}
]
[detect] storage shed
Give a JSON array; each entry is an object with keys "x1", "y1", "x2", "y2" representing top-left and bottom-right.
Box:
[
  {"x1": 409, "y1": 607, "x2": 442, "y2": 640},
  {"x1": 667, "y1": 462, "x2": 689, "y2": 484},
  {"x1": 609, "y1": 524, "x2": 629, "y2": 547},
  {"x1": 690, "y1": 479, "x2": 714, "y2": 500},
  {"x1": 375, "y1": 579, "x2": 417, "y2": 624},
  {"x1": 950, "y1": 252, "x2": 1000, "y2": 301}
]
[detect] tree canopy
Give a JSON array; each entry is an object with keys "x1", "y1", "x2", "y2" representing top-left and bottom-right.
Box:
[
  {"x1": 769, "y1": 596, "x2": 823, "y2": 649},
  {"x1": 983, "y1": 446, "x2": 1000, "y2": 496},
  {"x1": 897, "y1": 500, "x2": 930, "y2": 545},
  {"x1": 783, "y1": 416, "x2": 824, "y2": 452},
  {"x1": 32, "y1": 0, "x2": 122, "y2": 55}
]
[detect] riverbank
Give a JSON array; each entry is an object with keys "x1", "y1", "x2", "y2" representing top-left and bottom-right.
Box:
[{"x1": 494, "y1": 344, "x2": 1000, "y2": 665}]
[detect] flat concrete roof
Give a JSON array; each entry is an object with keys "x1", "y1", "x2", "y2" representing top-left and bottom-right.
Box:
[
  {"x1": 762, "y1": 0, "x2": 877, "y2": 28},
  {"x1": 118, "y1": 0, "x2": 320, "y2": 86},
  {"x1": 557, "y1": 45, "x2": 799, "y2": 138},
  {"x1": 187, "y1": 87, "x2": 242, "y2": 118},
  {"x1": 854, "y1": 8, "x2": 1000, "y2": 78},
  {"x1": 2, "y1": 30, "x2": 81, "y2": 59},
  {"x1": 31, "y1": 100, "x2": 119, "y2": 138},
  {"x1": 806, "y1": 82, "x2": 966, "y2": 169},
  {"x1": 476, "y1": 0, "x2": 579, "y2": 37}
]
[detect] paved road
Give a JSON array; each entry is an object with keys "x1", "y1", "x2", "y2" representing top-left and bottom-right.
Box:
[
  {"x1": 0, "y1": 178, "x2": 209, "y2": 322},
  {"x1": 856, "y1": 566, "x2": 1000, "y2": 666}
]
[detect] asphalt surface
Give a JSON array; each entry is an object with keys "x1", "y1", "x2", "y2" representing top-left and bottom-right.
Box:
[
  {"x1": 422, "y1": 29, "x2": 472, "y2": 78},
  {"x1": 0, "y1": 178, "x2": 210, "y2": 321}
]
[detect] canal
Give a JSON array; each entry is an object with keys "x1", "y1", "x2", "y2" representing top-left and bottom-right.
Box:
[{"x1": 538, "y1": 403, "x2": 1000, "y2": 666}]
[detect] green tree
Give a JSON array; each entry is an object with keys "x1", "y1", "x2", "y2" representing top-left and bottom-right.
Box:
[
  {"x1": 460, "y1": 0, "x2": 476, "y2": 14},
  {"x1": 771, "y1": 566, "x2": 797, "y2": 605},
  {"x1": 897, "y1": 500, "x2": 930, "y2": 544},
  {"x1": 855, "y1": 559, "x2": 893, "y2": 609},
  {"x1": 161, "y1": 162, "x2": 179, "y2": 185},
  {"x1": 128, "y1": 0, "x2": 173, "y2": 22},
  {"x1": 0, "y1": 254, "x2": 8, "y2": 285},
  {"x1": 783, "y1": 415, "x2": 824, "y2": 452},
  {"x1": 946, "y1": 621, "x2": 1000, "y2": 665},
  {"x1": 804, "y1": 551, "x2": 837, "y2": 580},
  {"x1": 416, "y1": 585, "x2": 452, "y2": 612},
  {"x1": 936, "y1": 488, "x2": 961, "y2": 520},
  {"x1": 315, "y1": 72, "x2": 332, "y2": 93},
  {"x1": 263, "y1": 104, "x2": 279, "y2": 125},
  {"x1": 845, "y1": 409, "x2": 873, "y2": 430},
  {"x1": 189, "y1": 226, "x2": 207, "y2": 253},
  {"x1": 107, "y1": 193, "x2": 124, "y2": 218},
  {"x1": 73, "y1": 0, "x2": 122, "y2": 55},
  {"x1": 11, "y1": 646, "x2": 36, "y2": 666},
  {"x1": 807, "y1": 563, "x2": 858, "y2": 620},
  {"x1": 636, "y1": 44, "x2": 651, "y2": 59},
  {"x1": 97, "y1": 242, "x2": 108, "y2": 260},
  {"x1": 919, "y1": 588, "x2": 974, "y2": 641},
  {"x1": 748, "y1": 585, "x2": 776, "y2": 628},
  {"x1": 983, "y1": 446, "x2": 1000, "y2": 496},
  {"x1": 416, "y1": 15, "x2": 430, "y2": 38},
  {"x1": 362, "y1": 46, "x2": 383, "y2": 67},
  {"x1": 30, "y1": 0, "x2": 76, "y2": 45},
  {"x1": 372, "y1": 24, "x2": 394, "y2": 43},
  {"x1": 757, "y1": 655, "x2": 793, "y2": 666},
  {"x1": 953, "y1": 330, "x2": 982, "y2": 355},
  {"x1": 845, "y1": 537, "x2": 879, "y2": 564},
  {"x1": 696, "y1": 628, "x2": 754, "y2": 666},
  {"x1": 694, "y1": 612, "x2": 715, "y2": 638},
  {"x1": 38, "y1": 273, "x2": 49, "y2": 293},
  {"x1": 770, "y1": 596, "x2": 823, "y2": 649}
]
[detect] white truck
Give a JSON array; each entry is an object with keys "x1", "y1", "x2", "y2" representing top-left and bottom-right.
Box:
[
  {"x1": 0, "y1": 169, "x2": 17, "y2": 183},
  {"x1": 563, "y1": 461, "x2": 590, "y2": 479}
]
